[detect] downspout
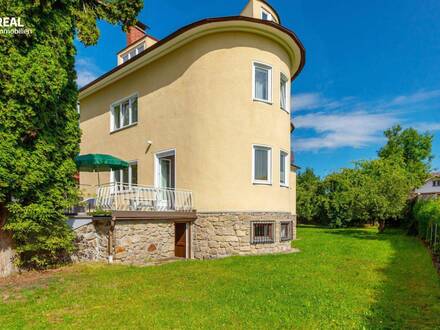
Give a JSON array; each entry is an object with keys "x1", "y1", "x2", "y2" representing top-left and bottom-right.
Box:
[{"x1": 108, "y1": 216, "x2": 116, "y2": 263}]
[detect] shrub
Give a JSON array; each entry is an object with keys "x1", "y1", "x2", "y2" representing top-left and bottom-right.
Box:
[
  {"x1": 412, "y1": 199, "x2": 440, "y2": 255},
  {"x1": 413, "y1": 199, "x2": 440, "y2": 238}
]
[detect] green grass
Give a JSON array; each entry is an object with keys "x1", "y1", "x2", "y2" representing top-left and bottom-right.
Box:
[{"x1": 1, "y1": 226, "x2": 439, "y2": 329}]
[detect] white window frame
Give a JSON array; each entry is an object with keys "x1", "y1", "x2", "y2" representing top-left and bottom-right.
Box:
[
  {"x1": 154, "y1": 149, "x2": 176, "y2": 189},
  {"x1": 261, "y1": 8, "x2": 273, "y2": 21},
  {"x1": 433, "y1": 180, "x2": 440, "y2": 187},
  {"x1": 252, "y1": 62, "x2": 273, "y2": 104},
  {"x1": 111, "y1": 161, "x2": 138, "y2": 191},
  {"x1": 110, "y1": 93, "x2": 138, "y2": 132},
  {"x1": 280, "y1": 150, "x2": 289, "y2": 187},
  {"x1": 280, "y1": 73, "x2": 289, "y2": 112},
  {"x1": 121, "y1": 42, "x2": 145, "y2": 63},
  {"x1": 252, "y1": 144, "x2": 272, "y2": 185}
]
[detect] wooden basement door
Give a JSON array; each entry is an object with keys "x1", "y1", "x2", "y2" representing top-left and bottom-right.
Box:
[{"x1": 175, "y1": 222, "x2": 187, "y2": 258}]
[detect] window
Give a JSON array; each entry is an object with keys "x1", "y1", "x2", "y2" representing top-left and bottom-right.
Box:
[
  {"x1": 111, "y1": 95, "x2": 138, "y2": 131},
  {"x1": 121, "y1": 42, "x2": 145, "y2": 63},
  {"x1": 261, "y1": 8, "x2": 273, "y2": 21},
  {"x1": 112, "y1": 161, "x2": 138, "y2": 190},
  {"x1": 280, "y1": 151, "x2": 289, "y2": 187},
  {"x1": 253, "y1": 62, "x2": 272, "y2": 103},
  {"x1": 280, "y1": 222, "x2": 293, "y2": 241},
  {"x1": 433, "y1": 180, "x2": 440, "y2": 187},
  {"x1": 253, "y1": 145, "x2": 272, "y2": 184},
  {"x1": 252, "y1": 222, "x2": 274, "y2": 244},
  {"x1": 280, "y1": 73, "x2": 288, "y2": 111}
]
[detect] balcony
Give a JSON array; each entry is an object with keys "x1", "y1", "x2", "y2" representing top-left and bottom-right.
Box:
[{"x1": 95, "y1": 183, "x2": 193, "y2": 212}]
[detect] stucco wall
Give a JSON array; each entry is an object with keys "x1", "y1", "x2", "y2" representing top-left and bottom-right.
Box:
[
  {"x1": 240, "y1": 0, "x2": 280, "y2": 23},
  {"x1": 80, "y1": 31, "x2": 295, "y2": 213}
]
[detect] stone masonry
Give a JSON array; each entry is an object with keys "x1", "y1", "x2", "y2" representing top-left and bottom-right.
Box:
[
  {"x1": 112, "y1": 220, "x2": 175, "y2": 263},
  {"x1": 193, "y1": 212, "x2": 296, "y2": 259},
  {"x1": 73, "y1": 219, "x2": 175, "y2": 264},
  {"x1": 73, "y1": 212, "x2": 297, "y2": 264}
]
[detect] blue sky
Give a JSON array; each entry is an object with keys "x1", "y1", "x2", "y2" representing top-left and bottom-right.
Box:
[{"x1": 75, "y1": 0, "x2": 440, "y2": 177}]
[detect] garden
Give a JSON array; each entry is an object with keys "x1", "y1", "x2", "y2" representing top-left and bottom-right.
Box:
[{"x1": 1, "y1": 226, "x2": 439, "y2": 329}]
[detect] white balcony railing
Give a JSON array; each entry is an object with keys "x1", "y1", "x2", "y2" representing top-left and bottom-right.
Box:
[{"x1": 96, "y1": 183, "x2": 193, "y2": 212}]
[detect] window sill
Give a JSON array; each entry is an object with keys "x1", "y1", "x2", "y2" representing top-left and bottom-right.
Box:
[
  {"x1": 253, "y1": 181, "x2": 272, "y2": 186},
  {"x1": 110, "y1": 122, "x2": 138, "y2": 134},
  {"x1": 280, "y1": 107, "x2": 290, "y2": 114},
  {"x1": 253, "y1": 98, "x2": 273, "y2": 105},
  {"x1": 280, "y1": 184, "x2": 289, "y2": 188},
  {"x1": 252, "y1": 240, "x2": 275, "y2": 245}
]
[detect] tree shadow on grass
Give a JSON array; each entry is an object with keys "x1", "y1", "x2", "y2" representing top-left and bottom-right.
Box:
[
  {"x1": 324, "y1": 229, "x2": 400, "y2": 241},
  {"x1": 326, "y1": 228, "x2": 440, "y2": 329}
]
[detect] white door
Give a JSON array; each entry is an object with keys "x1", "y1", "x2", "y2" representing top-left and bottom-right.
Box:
[
  {"x1": 159, "y1": 159, "x2": 172, "y2": 189},
  {"x1": 155, "y1": 150, "x2": 175, "y2": 210}
]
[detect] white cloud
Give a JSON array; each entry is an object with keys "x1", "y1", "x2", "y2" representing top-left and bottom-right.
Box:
[
  {"x1": 412, "y1": 122, "x2": 440, "y2": 132},
  {"x1": 294, "y1": 111, "x2": 398, "y2": 151},
  {"x1": 389, "y1": 90, "x2": 440, "y2": 107},
  {"x1": 76, "y1": 58, "x2": 102, "y2": 87},
  {"x1": 292, "y1": 93, "x2": 345, "y2": 111},
  {"x1": 292, "y1": 89, "x2": 440, "y2": 151}
]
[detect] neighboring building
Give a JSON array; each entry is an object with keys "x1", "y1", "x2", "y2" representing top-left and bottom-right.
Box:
[
  {"x1": 414, "y1": 172, "x2": 440, "y2": 198},
  {"x1": 75, "y1": 0, "x2": 305, "y2": 263}
]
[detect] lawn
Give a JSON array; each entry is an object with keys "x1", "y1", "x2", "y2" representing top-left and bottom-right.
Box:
[{"x1": 1, "y1": 226, "x2": 439, "y2": 329}]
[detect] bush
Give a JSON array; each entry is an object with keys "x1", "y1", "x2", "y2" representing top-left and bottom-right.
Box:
[{"x1": 412, "y1": 199, "x2": 440, "y2": 238}]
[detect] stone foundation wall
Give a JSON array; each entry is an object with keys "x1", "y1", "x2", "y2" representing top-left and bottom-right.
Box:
[
  {"x1": 193, "y1": 212, "x2": 296, "y2": 259},
  {"x1": 72, "y1": 221, "x2": 109, "y2": 262},
  {"x1": 113, "y1": 220, "x2": 175, "y2": 263},
  {"x1": 73, "y1": 212, "x2": 297, "y2": 264},
  {"x1": 73, "y1": 220, "x2": 175, "y2": 264}
]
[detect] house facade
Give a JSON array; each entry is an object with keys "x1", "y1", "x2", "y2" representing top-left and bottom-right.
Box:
[
  {"x1": 75, "y1": 0, "x2": 305, "y2": 263},
  {"x1": 414, "y1": 173, "x2": 440, "y2": 198}
]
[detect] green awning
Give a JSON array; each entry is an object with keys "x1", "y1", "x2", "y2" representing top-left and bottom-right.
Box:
[{"x1": 75, "y1": 154, "x2": 129, "y2": 172}]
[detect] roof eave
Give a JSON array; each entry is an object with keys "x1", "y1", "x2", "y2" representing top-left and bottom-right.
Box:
[{"x1": 79, "y1": 16, "x2": 305, "y2": 99}]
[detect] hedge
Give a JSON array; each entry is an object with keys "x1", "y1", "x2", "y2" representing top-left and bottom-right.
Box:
[{"x1": 413, "y1": 198, "x2": 440, "y2": 254}]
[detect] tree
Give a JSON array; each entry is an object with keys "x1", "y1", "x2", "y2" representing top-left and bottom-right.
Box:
[
  {"x1": 0, "y1": 0, "x2": 143, "y2": 269},
  {"x1": 320, "y1": 168, "x2": 370, "y2": 227},
  {"x1": 296, "y1": 168, "x2": 321, "y2": 223},
  {"x1": 379, "y1": 125, "x2": 433, "y2": 188},
  {"x1": 319, "y1": 158, "x2": 411, "y2": 230},
  {"x1": 358, "y1": 158, "x2": 410, "y2": 232}
]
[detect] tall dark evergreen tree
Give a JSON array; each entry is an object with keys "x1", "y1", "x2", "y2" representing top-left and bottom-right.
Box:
[{"x1": 0, "y1": 0, "x2": 143, "y2": 268}]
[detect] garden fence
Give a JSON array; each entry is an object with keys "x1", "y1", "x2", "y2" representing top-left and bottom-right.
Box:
[{"x1": 425, "y1": 222, "x2": 439, "y2": 256}]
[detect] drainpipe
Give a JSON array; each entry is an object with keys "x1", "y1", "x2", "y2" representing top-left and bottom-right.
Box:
[{"x1": 108, "y1": 216, "x2": 116, "y2": 263}]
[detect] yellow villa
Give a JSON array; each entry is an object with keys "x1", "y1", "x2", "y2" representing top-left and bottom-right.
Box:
[{"x1": 74, "y1": 0, "x2": 305, "y2": 262}]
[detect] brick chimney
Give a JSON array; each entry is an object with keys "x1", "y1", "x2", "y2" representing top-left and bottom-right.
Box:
[{"x1": 126, "y1": 21, "x2": 147, "y2": 46}]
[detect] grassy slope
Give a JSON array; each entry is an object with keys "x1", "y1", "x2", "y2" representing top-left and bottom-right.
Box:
[{"x1": 1, "y1": 227, "x2": 439, "y2": 329}]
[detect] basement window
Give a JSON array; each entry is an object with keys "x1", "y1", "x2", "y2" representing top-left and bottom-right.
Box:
[
  {"x1": 111, "y1": 95, "x2": 138, "y2": 132},
  {"x1": 280, "y1": 221, "x2": 293, "y2": 241},
  {"x1": 252, "y1": 222, "x2": 275, "y2": 244}
]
